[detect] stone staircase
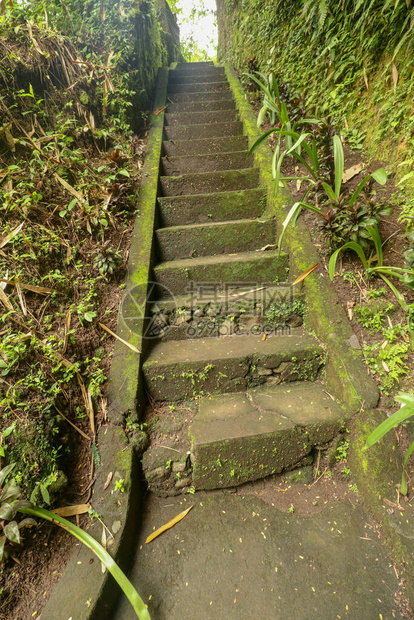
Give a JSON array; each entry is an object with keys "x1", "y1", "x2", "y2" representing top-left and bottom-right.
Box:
[{"x1": 141, "y1": 62, "x2": 348, "y2": 493}]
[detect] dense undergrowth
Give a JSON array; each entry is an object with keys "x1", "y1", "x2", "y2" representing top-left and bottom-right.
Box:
[
  {"x1": 217, "y1": 0, "x2": 414, "y2": 205},
  {"x1": 0, "y1": 0, "x2": 179, "y2": 522}
]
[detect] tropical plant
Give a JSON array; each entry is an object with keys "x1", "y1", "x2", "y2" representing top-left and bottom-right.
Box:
[
  {"x1": 366, "y1": 392, "x2": 414, "y2": 496},
  {"x1": 0, "y1": 463, "x2": 149, "y2": 619},
  {"x1": 328, "y1": 224, "x2": 414, "y2": 347},
  {"x1": 277, "y1": 136, "x2": 388, "y2": 251}
]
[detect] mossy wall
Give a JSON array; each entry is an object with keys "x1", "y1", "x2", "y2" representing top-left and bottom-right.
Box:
[{"x1": 216, "y1": 0, "x2": 414, "y2": 182}]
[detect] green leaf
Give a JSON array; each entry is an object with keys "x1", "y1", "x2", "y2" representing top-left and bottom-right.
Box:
[
  {"x1": 366, "y1": 403, "x2": 414, "y2": 448},
  {"x1": 83, "y1": 311, "x2": 97, "y2": 322},
  {"x1": 322, "y1": 182, "x2": 337, "y2": 203},
  {"x1": 371, "y1": 168, "x2": 387, "y2": 185},
  {"x1": 0, "y1": 483, "x2": 21, "y2": 504},
  {"x1": 366, "y1": 225, "x2": 383, "y2": 266},
  {"x1": 0, "y1": 536, "x2": 5, "y2": 562},
  {"x1": 0, "y1": 463, "x2": 15, "y2": 487},
  {"x1": 333, "y1": 135, "x2": 344, "y2": 199},
  {"x1": 0, "y1": 503, "x2": 15, "y2": 520},
  {"x1": 401, "y1": 440, "x2": 414, "y2": 495},
  {"x1": 247, "y1": 128, "x2": 276, "y2": 157},
  {"x1": 68, "y1": 198, "x2": 78, "y2": 211},
  {"x1": 4, "y1": 521, "x2": 20, "y2": 544},
  {"x1": 40, "y1": 484, "x2": 50, "y2": 505},
  {"x1": 329, "y1": 242, "x2": 368, "y2": 280},
  {"x1": 18, "y1": 506, "x2": 151, "y2": 620},
  {"x1": 118, "y1": 169, "x2": 130, "y2": 178},
  {"x1": 257, "y1": 105, "x2": 268, "y2": 127},
  {"x1": 2, "y1": 424, "x2": 15, "y2": 439}
]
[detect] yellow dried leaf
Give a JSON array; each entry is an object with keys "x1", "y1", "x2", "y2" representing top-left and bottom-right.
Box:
[
  {"x1": 342, "y1": 163, "x2": 364, "y2": 184},
  {"x1": 0, "y1": 222, "x2": 24, "y2": 249},
  {"x1": 0, "y1": 287, "x2": 13, "y2": 311},
  {"x1": 292, "y1": 263, "x2": 319, "y2": 286},
  {"x1": 392, "y1": 62, "x2": 398, "y2": 93},
  {"x1": 99, "y1": 322, "x2": 141, "y2": 353},
  {"x1": 145, "y1": 505, "x2": 193, "y2": 544},
  {"x1": 55, "y1": 173, "x2": 85, "y2": 204},
  {"x1": 52, "y1": 504, "x2": 91, "y2": 517}
]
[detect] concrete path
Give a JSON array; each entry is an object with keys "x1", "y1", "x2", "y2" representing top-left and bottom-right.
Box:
[{"x1": 115, "y1": 491, "x2": 402, "y2": 619}]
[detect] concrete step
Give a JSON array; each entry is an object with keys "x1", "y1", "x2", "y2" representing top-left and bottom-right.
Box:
[
  {"x1": 168, "y1": 73, "x2": 227, "y2": 85},
  {"x1": 168, "y1": 82, "x2": 229, "y2": 95},
  {"x1": 164, "y1": 121, "x2": 243, "y2": 141},
  {"x1": 157, "y1": 188, "x2": 266, "y2": 227},
  {"x1": 166, "y1": 100, "x2": 236, "y2": 114},
  {"x1": 155, "y1": 218, "x2": 276, "y2": 261},
  {"x1": 162, "y1": 135, "x2": 248, "y2": 157},
  {"x1": 160, "y1": 168, "x2": 259, "y2": 196},
  {"x1": 170, "y1": 67, "x2": 225, "y2": 80},
  {"x1": 153, "y1": 249, "x2": 289, "y2": 297},
  {"x1": 161, "y1": 151, "x2": 252, "y2": 175},
  {"x1": 167, "y1": 90, "x2": 234, "y2": 104},
  {"x1": 165, "y1": 110, "x2": 237, "y2": 126},
  {"x1": 190, "y1": 382, "x2": 347, "y2": 490},
  {"x1": 143, "y1": 330, "x2": 324, "y2": 401}
]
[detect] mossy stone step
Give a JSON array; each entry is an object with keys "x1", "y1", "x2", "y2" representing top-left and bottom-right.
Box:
[
  {"x1": 189, "y1": 382, "x2": 347, "y2": 490},
  {"x1": 161, "y1": 151, "x2": 252, "y2": 176},
  {"x1": 153, "y1": 249, "x2": 289, "y2": 296},
  {"x1": 164, "y1": 121, "x2": 243, "y2": 141},
  {"x1": 160, "y1": 168, "x2": 258, "y2": 196},
  {"x1": 168, "y1": 74, "x2": 227, "y2": 85},
  {"x1": 167, "y1": 91, "x2": 234, "y2": 104},
  {"x1": 170, "y1": 66, "x2": 225, "y2": 78},
  {"x1": 143, "y1": 330, "x2": 324, "y2": 401},
  {"x1": 165, "y1": 110, "x2": 237, "y2": 126},
  {"x1": 162, "y1": 135, "x2": 247, "y2": 157},
  {"x1": 167, "y1": 100, "x2": 236, "y2": 114},
  {"x1": 168, "y1": 81, "x2": 229, "y2": 95},
  {"x1": 175, "y1": 61, "x2": 215, "y2": 69},
  {"x1": 147, "y1": 283, "x2": 301, "y2": 343},
  {"x1": 156, "y1": 218, "x2": 276, "y2": 261},
  {"x1": 157, "y1": 188, "x2": 265, "y2": 227}
]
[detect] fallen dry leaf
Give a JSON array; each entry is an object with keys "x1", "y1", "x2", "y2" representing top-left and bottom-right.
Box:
[
  {"x1": 103, "y1": 471, "x2": 113, "y2": 491},
  {"x1": 99, "y1": 322, "x2": 141, "y2": 353},
  {"x1": 0, "y1": 222, "x2": 24, "y2": 249},
  {"x1": 342, "y1": 163, "x2": 364, "y2": 184},
  {"x1": 52, "y1": 503, "x2": 91, "y2": 517},
  {"x1": 145, "y1": 505, "x2": 193, "y2": 544},
  {"x1": 292, "y1": 262, "x2": 319, "y2": 285},
  {"x1": 154, "y1": 105, "x2": 168, "y2": 115}
]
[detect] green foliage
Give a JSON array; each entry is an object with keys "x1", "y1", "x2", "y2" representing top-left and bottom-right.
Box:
[
  {"x1": 366, "y1": 392, "x2": 414, "y2": 495},
  {"x1": 219, "y1": 0, "x2": 414, "y2": 182},
  {"x1": 355, "y1": 302, "x2": 395, "y2": 332},
  {"x1": 0, "y1": 464, "x2": 35, "y2": 563},
  {"x1": 364, "y1": 341, "x2": 410, "y2": 394}
]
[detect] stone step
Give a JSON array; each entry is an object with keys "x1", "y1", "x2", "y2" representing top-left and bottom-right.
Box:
[
  {"x1": 168, "y1": 73, "x2": 227, "y2": 85},
  {"x1": 168, "y1": 82, "x2": 230, "y2": 95},
  {"x1": 155, "y1": 218, "x2": 276, "y2": 261},
  {"x1": 167, "y1": 90, "x2": 234, "y2": 104},
  {"x1": 189, "y1": 382, "x2": 347, "y2": 490},
  {"x1": 170, "y1": 67, "x2": 225, "y2": 79},
  {"x1": 165, "y1": 110, "x2": 237, "y2": 126},
  {"x1": 161, "y1": 151, "x2": 252, "y2": 176},
  {"x1": 153, "y1": 249, "x2": 289, "y2": 297},
  {"x1": 162, "y1": 135, "x2": 248, "y2": 157},
  {"x1": 157, "y1": 188, "x2": 265, "y2": 227},
  {"x1": 167, "y1": 100, "x2": 236, "y2": 114},
  {"x1": 160, "y1": 168, "x2": 259, "y2": 196},
  {"x1": 164, "y1": 121, "x2": 243, "y2": 141},
  {"x1": 142, "y1": 330, "x2": 324, "y2": 401},
  {"x1": 147, "y1": 284, "x2": 302, "y2": 342},
  {"x1": 175, "y1": 61, "x2": 215, "y2": 69}
]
